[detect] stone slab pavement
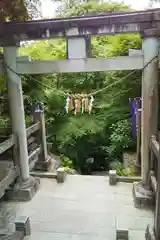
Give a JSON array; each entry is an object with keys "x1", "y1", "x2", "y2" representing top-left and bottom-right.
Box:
[{"x1": 0, "y1": 175, "x2": 154, "y2": 239}]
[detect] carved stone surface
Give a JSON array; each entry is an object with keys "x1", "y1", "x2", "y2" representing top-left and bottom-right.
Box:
[
  {"x1": 132, "y1": 182, "x2": 153, "y2": 209},
  {"x1": 109, "y1": 170, "x2": 117, "y2": 185},
  {"x1": 145, "y1": 225, "x2": 155, "y2": 240},
  {"x1": 5, "y1": 177, "x2": 40, "y2": 201}
]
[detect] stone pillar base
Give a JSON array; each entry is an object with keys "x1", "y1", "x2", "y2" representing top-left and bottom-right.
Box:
[
  {"x1": 132, "y1": 181, "x2": 153, "y2": 209},
  {"x1": 34, "y1": 156, "x2": 51, "y2": 171},
  {"x1": 57, "y1": 168, "x2": 67, "y2": 183},
  {"x1": 5, "y1": 176, "x2": 40, "y2": 201},
  {"x1": 145, "y1": 225, "x2": 155, "y2": 240}
]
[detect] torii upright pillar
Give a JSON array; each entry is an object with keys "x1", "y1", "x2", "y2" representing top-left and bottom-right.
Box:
[
  {"x1": 141, "y1": 35, "x2": 159, "y2": 184},
  {"x1": 3, "y1": 45, "x2": 40, "y2": 201},
  {"x1": 133, "y1": 34, "x2": 159, "y2": 210}
]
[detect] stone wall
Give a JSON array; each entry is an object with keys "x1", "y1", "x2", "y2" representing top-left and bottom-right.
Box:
[{"x1": 123, "y1": 152, "x2": 137, "y2": 169}]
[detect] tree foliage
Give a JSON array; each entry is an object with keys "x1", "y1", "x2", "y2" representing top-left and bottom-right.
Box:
[
  {"x1": 56, "y1": 0, "x2": 132, "y2": 16},
  {"x1": 0, "y1": 0, "x2": 41, "y2": 20},
  {"x1": 1, "y1": 1, "x2": 141, "y2": 173}
]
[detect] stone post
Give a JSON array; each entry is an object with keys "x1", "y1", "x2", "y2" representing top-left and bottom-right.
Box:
[{"x1": 34, "y1": 103, "x2": 50, "y2": 171}]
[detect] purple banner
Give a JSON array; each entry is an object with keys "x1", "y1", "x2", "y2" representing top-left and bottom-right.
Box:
[{"x1": 129, "y1": 98, "x2": 141, "y2": 136}]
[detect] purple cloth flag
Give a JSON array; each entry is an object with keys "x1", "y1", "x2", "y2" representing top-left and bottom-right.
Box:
[{"x1": 129, "y1": 98, "x2": 141, "y2": 136}]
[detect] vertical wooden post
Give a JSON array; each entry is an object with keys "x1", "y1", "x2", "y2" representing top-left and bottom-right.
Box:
[
  {"x1": 141, "y1": 36, "x2": 159, "y2": 184},
  {"x1": 4, "y1": 46, "x2": 30, "y2": 182}
]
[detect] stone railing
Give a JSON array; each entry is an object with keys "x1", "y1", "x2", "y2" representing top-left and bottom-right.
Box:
[
  {"x1": 26, "y1": 122, "x2": 41, "y2": 170},
  {"x1": 150, "y1": 135, "x2": 159, "y2": 193},
  {"x1": 29, "y1": 104, "x2": 50, "y2": 171},
  {"x1": 0, "y1": 121, "x2": 42, "y2": 170},
  {"x1": 0, "y1": 134, "x2": 15, "y2": 155},
  {"x1": 0, "y1": 106, "x2": 48, "y2": 199},
  {"x1": 145, "y1": 135, "x2": 160, "y2": 240},
  {"x1": 0, "y1": 136, "x2": 19, "y2": 198}
]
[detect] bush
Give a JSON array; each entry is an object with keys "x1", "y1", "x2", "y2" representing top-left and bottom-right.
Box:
[
  {"x1": 60, "y1": 155, "x2": 76, "y2": 174},
  {"x1": 105, "y1": 119, "x2": 136, "y2": 162},
  {"x1": 63, "y1": 166, "x2": 77, "y2": 174},
  {"x1": 109, "y1": 119, "x2": 136, "y2": 152},
  {"x1": 109, "y1": 161, "x2": 135, "y2": 176}
]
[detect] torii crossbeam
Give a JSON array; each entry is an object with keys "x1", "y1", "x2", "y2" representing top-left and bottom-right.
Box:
[{"x1": 0, "y1": 9, "x2": 160, "y2": 44}]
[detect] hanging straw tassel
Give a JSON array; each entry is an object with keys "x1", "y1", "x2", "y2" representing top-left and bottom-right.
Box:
[
  {"x1": 74, "y1": 98, "x2": 77, "y2": 115},
  {"x1": 74, "y1": 95, "x2": 78, "y2": 115},
  {"x1": 89, "y1": 95, "x2": 94, "y2": 114},
  {"x1": 74, "y1": 94, "x2": 81, "y2": 115},
  {"x1": 65, "y1": 95, "x2": 70, "y2": 113},
  {"x1": 81, "y1": 94, "x2": 85, "y2": 114},
  {"x1": 68, "y1": 95, "x2": 74, "y2": 111},
  {"x1": 84, "y1": 95, "x2": 89, "y2": 112}
]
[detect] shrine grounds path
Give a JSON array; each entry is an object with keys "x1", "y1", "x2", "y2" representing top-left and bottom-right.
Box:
[{"x1": 0, "y1": 175, "x2": 154, "y2": 239}]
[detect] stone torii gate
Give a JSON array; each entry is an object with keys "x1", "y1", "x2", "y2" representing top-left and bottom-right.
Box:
[{"x1": 0, "y1": 8, "x2": 160, "y2": 239}]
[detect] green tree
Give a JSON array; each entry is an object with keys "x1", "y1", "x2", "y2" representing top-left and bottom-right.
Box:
[
  {"x1": 19, "y1": 1, "x2": 140, "y2": 173},
  {"x1": 57, "y1": 0, "x2": 131, "y2": 16},
  {"x1": 0, "y1": 0, "x2": 41, "y2": 20}
]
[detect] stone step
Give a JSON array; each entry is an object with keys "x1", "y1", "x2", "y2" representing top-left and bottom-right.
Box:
[{"x1": 30, "y1": 171, "x2": 57, "y2": 179}]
